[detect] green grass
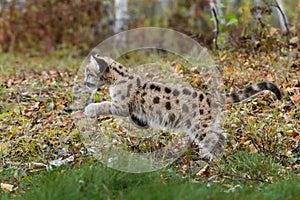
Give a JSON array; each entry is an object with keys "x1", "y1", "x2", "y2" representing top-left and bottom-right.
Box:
[
  {"x1": 12, "y1": 162, "x2": 300, "y2": 200},
  {"x1": 0, "y1": 49, "x2": 82, "y2": 80}
]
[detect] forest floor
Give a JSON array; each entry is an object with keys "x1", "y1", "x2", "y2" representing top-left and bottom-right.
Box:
[{"x1": 0, "y1": 34, "x2": 299, "y2": 199}]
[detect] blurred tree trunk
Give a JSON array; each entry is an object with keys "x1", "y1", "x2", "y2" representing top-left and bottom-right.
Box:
[
  {"x1": 114, "y1": 0, "x2": 128, "y2": 34},
  {"x1": 274, "y1": 0, "x2": 289, "y2": 33},
  {"x1": 114, "y1": 0, "x2": 128, "y2": 44},
  {"x1": 253, "y1": 0, "x2": 289, "y2": 33}
]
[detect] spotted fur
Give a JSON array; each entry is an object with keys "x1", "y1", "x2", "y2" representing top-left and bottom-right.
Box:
[{"x1": 84, "y1": 55, "x2": 281, "y2": 161}]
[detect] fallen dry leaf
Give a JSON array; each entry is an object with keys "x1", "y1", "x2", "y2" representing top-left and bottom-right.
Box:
[
  {"x1": 225, "y1": 66, "x2": 234, "y2": 73},
  {"x1": 247, "y1": 116, "x2": 253, "y2": 124},
  {"x1": 269, "y1": 27, "x2": 278, "y2": 36},
  {"x1": 195, "y1": 164, "x2": 211, "y2": 178},
  {"x1": 1, "y1": 183, "x2": 18, "y2": 192},
  {"x1": 175, "y1": 64, "x2": 182, "y2": 73},
  {"x1": 0, "y1": 142, "x2": 8, "y2": 153},
  {"x1": 71, "y1": 110, "x2": 85, "y2": 119},
  {"x1": 287, "y1": 128, "x2": 300, "y2": 137},
  {"x1": 290, "y1": 94, "x2": 300, "y2": 106},
  {"x1": 249, "y1": 144, "x2": 257, "y2": 153},
  {"x1": 192, "y1": 77, "x2": 202, "y2": 85}
]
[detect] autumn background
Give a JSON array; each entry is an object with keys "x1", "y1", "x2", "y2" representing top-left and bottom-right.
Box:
[{"x1": 0, "y1": 0, "x2": 299, "y2": 199}]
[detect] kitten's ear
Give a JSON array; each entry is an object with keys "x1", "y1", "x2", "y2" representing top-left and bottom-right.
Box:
[
  {"x1": 89, "y1": 55, "x2": 99, "y2": 71},
  {"x1": 89, "y1": 55, "x2": 108, "y2": 74}
]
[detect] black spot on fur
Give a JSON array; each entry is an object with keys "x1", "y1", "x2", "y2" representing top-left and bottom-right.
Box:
[
  {"x1": 128, "y1": 75, "x2": 134, "y2": 79},
  {"x1": 230, "y1": 93, "x2": 240, "y2": 102},
  {"x1": 141, "y1": 99, "x2": 145, "y2": 104},
  {"x1": 118, "y1": 80, "x2": 127, "y2": 85},
  {"x1": 183, "y1": 88, "x2": 191, "y2": 95},
  {"x1": 173, "y1": 89, "x2": 180, "y2": 96},
  {"x1": 113, "y1": 67, "x2": 124, "y2": 76},
  {"x1": 244, "y1": 86, "x2": 255, "y2": 97},
  {"x1": 127, "y1": 84, "x2": 132, "y2": 97},
  {"x1": 182, "y1": 104, "x2": 189, "y2": 113},
  {"x1": 121, "y1": 95, "x2": 125, "y2": 100},
  {"x1": 199, "y1": 93, "x2": 204, "y2": 101},
  {"x1": 185, "y1": 120, "x2": 191, "y2": 127},
  {"x1": 203, "y1": 124, "x2": 208, "y2": 128},
  {"x1": 166, "y1": 102, "x2": 171, "y2": 110},
  {"x1": 150, "y1": 84, "x2": 160, "y2": 92},
  {"x1": 168, "y1": 113, "x2": 176, "y2": 122},
  {"x1": 206, "y1": 98, "x2": 211, "y2": 106},
  {"x1": 153, "y1": 97, "x2": 160, "y2": 104},
  {"x1": 136, "y1": 78, "x2": 141, "y2": 87},
  {"x1": 176, "y1": 99, "x2": 179, "y2": 104},
  {"x1": 165, "y1": 87, "x2": 172, "y2": 93},
  {"x1": 142, "y1": 84, "x2": 147, "y2": 89},
  {"x1": 198, "y1": 133, "x2": 206, "y2": 141},
  {"x1": 142, "y1": 92, "x2": 147, "y2": 97},
  {"x1": 192, "y1": 92, "x2": 197, "y2": 98},
  {"x1": 199, "y1": 109, "x2": 204, "y2": 115},
  {"x1": 127, "y1": 83, "x2": 132, "y2": 89}
]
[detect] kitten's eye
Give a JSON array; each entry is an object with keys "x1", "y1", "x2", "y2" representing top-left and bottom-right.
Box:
[
  {"x1": 89, "y1": 74, "x2": 97, "y2": 78},
  {"x1": 84, "y1": 82, "x2": 96, "y2": 88}
]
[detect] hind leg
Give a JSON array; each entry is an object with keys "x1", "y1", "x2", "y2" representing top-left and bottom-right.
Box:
[{"x1": 194, "y1": 130, "x2": 225, "y2": 161}]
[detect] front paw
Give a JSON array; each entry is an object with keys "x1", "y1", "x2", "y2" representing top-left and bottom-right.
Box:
[{"x1": 84, "y1": 103, "x2": 98, "y2": 118}]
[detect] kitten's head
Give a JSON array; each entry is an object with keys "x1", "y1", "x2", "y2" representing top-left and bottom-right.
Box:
[{"x1": 84, "y1": 55, "x2": 113, "y2": 90}]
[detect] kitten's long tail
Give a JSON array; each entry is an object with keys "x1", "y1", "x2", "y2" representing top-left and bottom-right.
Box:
[{"x1": 222, "y1": 82, "x2": 281, "y2": 104}]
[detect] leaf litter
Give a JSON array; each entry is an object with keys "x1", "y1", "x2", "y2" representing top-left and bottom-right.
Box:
[{"x1": 0, "y1": 35, "x2": 300, "y2": 194}]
